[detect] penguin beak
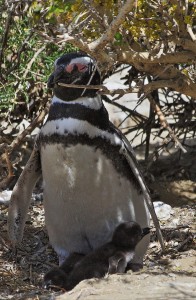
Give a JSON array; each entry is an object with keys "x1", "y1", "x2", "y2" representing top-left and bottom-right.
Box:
[
  {"x1": 141, "y1": 227, "x2": 150, "y2": 238},
  {"x1": 47, "y1": 73, "x2": 55, "y2": 88},
  {"x1": 48, "y1": 65, "x2": 65, "y2": 88}
]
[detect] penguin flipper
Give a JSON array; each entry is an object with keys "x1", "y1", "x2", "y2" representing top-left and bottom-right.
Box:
[
  {"x1": 114, "y1": 127, "x2": 165, "y2": 251},
  {"x1": 8, "y1": 146, "x2": 42, "y2": 246},
  {"x1": 108, "y1": 252, "x2": 127, "y2": 274}
]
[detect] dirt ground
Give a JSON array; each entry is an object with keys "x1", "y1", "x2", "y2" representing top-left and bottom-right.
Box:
[{"x1": 0, "y1": 153, "x2": 195, "y2": 300}]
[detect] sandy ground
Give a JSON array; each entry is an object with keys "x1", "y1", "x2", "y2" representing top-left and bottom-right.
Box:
[{"x1": 57, "y1": 271, "x2": 196, "y2": 300}]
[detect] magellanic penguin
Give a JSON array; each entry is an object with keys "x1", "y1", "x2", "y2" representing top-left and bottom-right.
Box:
[
  {"x1": 8, "y1": 51, "x2": 163, "y2": 269},
  {"x1": 44, "y1": 221, "x2": 150, "y2": 290}
]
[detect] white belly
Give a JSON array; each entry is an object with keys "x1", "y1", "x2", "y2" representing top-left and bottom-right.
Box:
[{"x1": 41, "y1": 143, "x2": 150, "y2": 260}]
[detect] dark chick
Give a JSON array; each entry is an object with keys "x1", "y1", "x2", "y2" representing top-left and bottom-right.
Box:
[
  {"x1": 44, "y1": 252, "x2": 84, "y2": 289},
  {"x1": 65, "y1": 221, "x2": 150, "y2": 290},
  {"x1": 44, "y1": 222, "x2": 150, "y2": 291}
]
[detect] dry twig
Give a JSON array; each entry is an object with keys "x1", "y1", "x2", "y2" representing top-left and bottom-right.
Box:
[
  {"x1": 58, "y1": 82, "x2": 138, "y2": 95},
  {"x1": 148, "y1": 94, "x2": 187, "y2": 153},
  {"x1": 9, "y1": 104, "x2": 49, "y2": 153},
  {"x1": 0, "y1": 104, "x2": 49, "y2": 190}
]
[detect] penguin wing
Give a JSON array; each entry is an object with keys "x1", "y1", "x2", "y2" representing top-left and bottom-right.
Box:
[
  {"x1": 112, "y1": 124, "x2": 164, "y2": 250},
  {"x1": 108, "y1": 252, "x2": 128, "y2": 274},
  {"x1": 8, "y1": 145, "x2": 42, "y2": 247}
]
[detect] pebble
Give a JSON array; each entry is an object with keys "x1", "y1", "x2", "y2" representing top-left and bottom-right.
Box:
[
  {"x1": 0, "y1": 190, "x2": 12, "y2": 204},
  {"x1": 153, "y1": 201, "x2": 173, "y2": 220},
  {"x1": 168, "y1": 273, "x2": 176, "y2": 278}
]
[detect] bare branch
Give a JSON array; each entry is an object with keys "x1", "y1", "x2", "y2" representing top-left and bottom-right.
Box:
[
  {"x1": 58, "y1": 76, "x2": 196, "y2": 99},
  {"x1": 0, "y1": 3, "x2": 16, "y2": 78},
  {"x1": 58, "y1": 34, "x2": 91, "y2": 54},
  {"x1": 0, "y1": 150, "x2": 14, "y2": 191},
  {"x1": 143, "y1": 79, "x2": 196, "y2": 99},
  {"x1": 57, "y1": 82, "x2": 139, "y2": 95},
  {"x1": 102, "y1": 95, "x2": 147, "y2": 123},
  {"x1": 175, "y1": 38, "x2": 196, "y2": 54},
  {"x1": 148, "y1": 94, "x2": 187, "y2": 153},
  {"x1": 0, "y1": 101, "x2": 49, "y2": 188},
  {"x1": 5, "y1": 30, "x2": 34, "y2": 76},
  {"x1": 83, "y1": 1, "x2": 107, "y2": 30},
  {"x1": 89, "y1": 0, "x2": 135, "y2": 50},
  {"x1": 23, "y1": 45, "x2": 46, "y2": 80},
  {"x1": 118, "y1": 50, "x2": 196, "y2": 65},
  {"x1": 37, "y1": 30, "x2": 91, "y2": 54},
  {"x1": 9, "y1": 104, "x2": 49, "y2": 153},
  {"x1": 186, "y1": 24, "x2": 196, "y2": 41}
]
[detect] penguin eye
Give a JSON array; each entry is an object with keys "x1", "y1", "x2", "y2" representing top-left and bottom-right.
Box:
[{"x1": 65, "y1": 63, "x2": 89, "y2": 74}]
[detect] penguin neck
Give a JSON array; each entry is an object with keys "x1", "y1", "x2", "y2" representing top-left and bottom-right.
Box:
[{"x1": 47, "y1": 95, "x2": 110, "y2": 130}]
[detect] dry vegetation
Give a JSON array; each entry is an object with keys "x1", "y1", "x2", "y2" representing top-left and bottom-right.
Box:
[{"x1": 0, "y1": 1, "x2": 195, "y2": 299}]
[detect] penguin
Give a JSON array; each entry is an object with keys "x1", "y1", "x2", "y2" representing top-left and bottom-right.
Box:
[
  {"x1": 44, "y1": 221, "x2": 150, "y2": 291},
  {"x1": 8, "y1": 51, "x2": 158, "y2": 273}
]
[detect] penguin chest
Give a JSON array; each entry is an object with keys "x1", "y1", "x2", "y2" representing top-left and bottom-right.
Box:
[{"x1": 40, "y1": 143, "x2": 149, "y2": 255}]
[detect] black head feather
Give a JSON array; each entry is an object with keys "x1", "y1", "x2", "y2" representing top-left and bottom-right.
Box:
[
  {"x1": 112, "y1": 221, "x2": 150, "y2": 249},
  {"x1": 48, "y1": 51, "x2": 101, "y2": 101}
]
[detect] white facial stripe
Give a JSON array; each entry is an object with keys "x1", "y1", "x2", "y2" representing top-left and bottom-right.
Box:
[
  {"x1": 54, "y1": 56, "x2": 100, "y2": 73},
  {"x1": 41, "y1": 118, "x2": 122, "y2": 146},
  {"x1": 55, "y1": 56, "x2": 93, "y2": 67},
  {"x1": 52, "y1": 95, "x2": 103, "y2": 110},
  {"x1": 70, "y1": 56, "x2": 93, "y2": 65}
]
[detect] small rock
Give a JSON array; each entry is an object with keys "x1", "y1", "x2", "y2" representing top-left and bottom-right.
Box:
[
  {"x1": 0, "y1": 190, "x2": 12, "y2": 205},
  {"x1": 153, "y1": 201, "x2": 173, "y2": 220},
  {"x1": 148, "y1": 262, "x2": 156, "y2": 267},
  {"x1": 168, "y1": 273, "x2": 176, "y2": 278},
  {"x1": 158, "y1": 258, "x2": 171, "y2": 265},
  {"x1": 170, "y1": 241, "x2": 179, "y2": 247}
]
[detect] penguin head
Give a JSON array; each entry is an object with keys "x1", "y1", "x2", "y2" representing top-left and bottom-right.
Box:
[
  {"x1": 48, "y1": 51, "x2": 101, "y2": 101},
  {"x1": 112, "y1": 221, "x2": 150, "y2": 249}
]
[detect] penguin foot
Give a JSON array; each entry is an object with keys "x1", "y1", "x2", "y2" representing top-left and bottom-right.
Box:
[
  {"x1": 43, "y1": 253, "x2": 85, "y2": 290},
  {"x1": 43, "y1": 267, "x2": 67, "y2": 290},
  {"x1": 126, "y1": 262, "x2": 143, "y2": 272}
]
